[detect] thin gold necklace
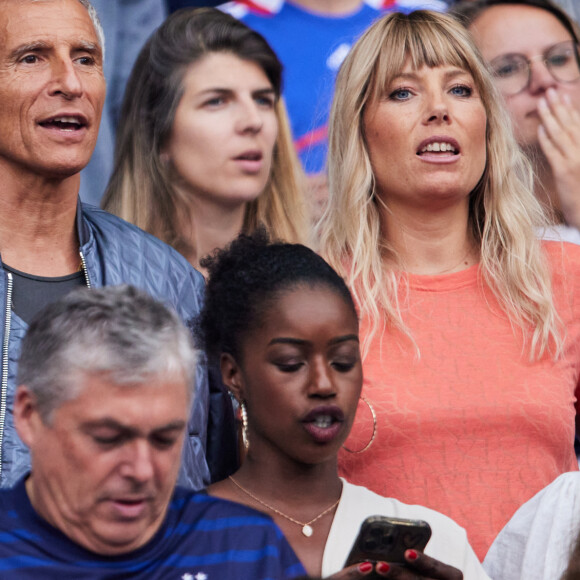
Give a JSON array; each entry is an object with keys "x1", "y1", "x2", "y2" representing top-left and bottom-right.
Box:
[
  {"x1": 228, "y1": 475, "x2": 340, "y2": 537},
  {"x1": 433, "y1": 246, "x2": 477, "y2": 275}
]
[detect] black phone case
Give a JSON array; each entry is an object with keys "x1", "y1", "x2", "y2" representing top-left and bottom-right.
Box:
[{"x1": 345, "y1": 515, "x2": 432, "y2": 568}]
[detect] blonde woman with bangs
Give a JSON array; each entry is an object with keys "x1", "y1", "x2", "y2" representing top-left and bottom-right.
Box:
[
  {"x1": 102, "y1": 8, "x2": 308, "y2": 275},
  {"x1": 319, "y1": 9, "x2": 580, "y2": 560}
]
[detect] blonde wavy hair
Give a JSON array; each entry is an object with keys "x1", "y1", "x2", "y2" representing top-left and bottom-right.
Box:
[
  {"x1": 102, "y1": 8, "x2": 307, "y2": 255},
  {"x1": 318, "y1": 10, "x2": 562, "y2": 360}
]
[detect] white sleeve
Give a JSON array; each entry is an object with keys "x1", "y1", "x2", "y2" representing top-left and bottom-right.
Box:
[{"x1": 483, "y1": 472, "x2": 580, "y2": 580}]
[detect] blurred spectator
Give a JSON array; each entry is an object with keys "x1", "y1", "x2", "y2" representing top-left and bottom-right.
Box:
[
  {"x1": 79, "y1": 0, "x2": 166, "y2": 206},
  {"x1": 453, "y1": 0, "x2": 580, "y2": 242},
  {"x1": 102, "y1": 8, "x2": 308, "y2": 275}
]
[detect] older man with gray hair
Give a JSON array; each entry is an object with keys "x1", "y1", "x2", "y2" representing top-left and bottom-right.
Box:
[
  {"x1": 0, "y1": 0, "x2": 212, "y2": 489},
  {"x1": 0, "y1": 285, "x2": 304, "y2": 579}
]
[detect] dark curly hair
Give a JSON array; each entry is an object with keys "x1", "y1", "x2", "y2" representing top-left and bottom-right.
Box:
[{"x1": 197, "y1": 230, "x2": 357, "y2": 365}]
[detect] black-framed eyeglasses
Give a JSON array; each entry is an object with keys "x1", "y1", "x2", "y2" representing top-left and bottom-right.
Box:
[{"x1": 490, "y1": 40, "x2": 580, "y2": 95}]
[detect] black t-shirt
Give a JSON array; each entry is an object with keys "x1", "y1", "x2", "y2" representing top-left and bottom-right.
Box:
[{"x1": 3, "y1": 264, "x2": 85, "y2": 324}]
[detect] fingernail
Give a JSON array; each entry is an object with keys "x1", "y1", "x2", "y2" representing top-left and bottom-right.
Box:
[
  {"x1": 564, "y1": 93, "x2": 572, "y2": 106},
  {"x1": 538, "y1": 97, "x2": 547, "y2": 110},
  {"x1": 407, "y1": 549, "x2": 418, "y2": 560},
  {"x1": 358, "y1": 562, "x2": 373, "y2": 573},
  {"x1": 377, "y1": 562, "x2": 390, "y2": 573},
  {"x1": 547, "y1": 87, "x2": 558, "y2": 101}
]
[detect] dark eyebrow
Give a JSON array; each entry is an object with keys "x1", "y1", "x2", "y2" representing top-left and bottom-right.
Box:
[
  {"x1": 268, "y1": 335, "x2": 359, "y2": 347},
  {"x1": 329, "y1": 334, "x2": 359, "y2": 346},
  {"x1": 269, "y1": 338, "x2": 307, "y2": 346},
  {"x1": 253, "y1": 87, "x2": 276, "y2": 95},
  {"x1": 197, "y1": 87, "x2": 233, "y2": 98},
  {"x1": 253, "y1": 87, "x2": 278, "y2": 101},
  {"x1": 198, "y1": 86, "x2": 276, "y2": 97}
]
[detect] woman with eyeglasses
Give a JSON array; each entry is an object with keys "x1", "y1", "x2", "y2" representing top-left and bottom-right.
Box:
[{"x1": 453, "y1": 0, "x2": 580, "y2": 243}]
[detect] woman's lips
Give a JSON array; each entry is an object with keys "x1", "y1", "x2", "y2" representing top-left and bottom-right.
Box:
[
  {"x1": 416, "y1": 136, "x2": 461, "y2": 163},
  {"x1": 417, "y1": 151, "x2": 461, "y2": 164},
  {"x1": 233, "y1": 150, "x2": 264, "y2": 173},
  {"x1": 301, "y1": 406, "x2": 344, "y2": 444},
  {"x1": 302, "y1": 421, "x2": 343, "y2": 443}
]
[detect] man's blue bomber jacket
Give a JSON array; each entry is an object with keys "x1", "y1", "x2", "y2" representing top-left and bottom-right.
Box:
[{"x1": 0, "y1": 203, "x2": 210, "y2": 490}]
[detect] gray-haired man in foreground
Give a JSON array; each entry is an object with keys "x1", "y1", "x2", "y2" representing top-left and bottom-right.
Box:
[{"x1": 0, "y1": 285, "x2": 303, "y2": 579}]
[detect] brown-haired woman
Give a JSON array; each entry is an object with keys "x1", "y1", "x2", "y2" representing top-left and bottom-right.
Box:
[{"x1": 102, "y1": 8, "x2": 308, "y2": 274}]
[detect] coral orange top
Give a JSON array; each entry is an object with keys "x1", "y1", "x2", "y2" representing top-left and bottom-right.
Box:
[{"x1": 339, "y1": 241, "x2": 580, "y2": 560}]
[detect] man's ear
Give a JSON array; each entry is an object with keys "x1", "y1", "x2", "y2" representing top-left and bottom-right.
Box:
[
  {"x1": 14, "y1": 385, "x2": 41, "y2": 447},
  {"x1": 220, "y1": 353, "x2": 245, "y2": 402}
]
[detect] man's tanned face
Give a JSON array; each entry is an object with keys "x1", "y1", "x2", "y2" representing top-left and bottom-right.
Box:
[{"x1": 0, "y1": 0, "x2": 105, "y2": 180}]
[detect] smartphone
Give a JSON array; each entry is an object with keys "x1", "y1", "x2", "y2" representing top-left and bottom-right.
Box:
[{"x1": 345, "y1": 515, "x2": 432, "y2": 570}]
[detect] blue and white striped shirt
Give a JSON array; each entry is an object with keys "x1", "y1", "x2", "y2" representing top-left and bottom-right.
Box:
[{"x1": 0, "y1": 478, "x2": 306, "y2": 579}]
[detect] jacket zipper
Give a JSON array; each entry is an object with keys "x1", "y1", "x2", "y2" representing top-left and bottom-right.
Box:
[
  {"x1": 0, "y1": 254, "x2": 89, "y2": 481},
  {"x1": 0, "y1": 272, "x2": 13, "y2": 480},
  {"x1": 80, "y1": 250, "x2": 91, "y2": 288}
]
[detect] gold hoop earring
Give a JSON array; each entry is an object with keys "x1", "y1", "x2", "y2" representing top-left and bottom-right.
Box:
[
  {"x1": 241, "y1": 401, "x2": 249, "y2": 451},
  {"x1": 342, "y1": 396, "x2": 377, "y2": 454}
]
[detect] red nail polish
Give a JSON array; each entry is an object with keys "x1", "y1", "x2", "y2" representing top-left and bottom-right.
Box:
[
  {"x1": 358, "y1": 561, "x2": 373, "y2": 573},
  {"x1": 377, "y1": 562, "x2": 390, "y2": 573},
  {"x1": 407, "y1": 549, "x2": 418, "y2": 560}
]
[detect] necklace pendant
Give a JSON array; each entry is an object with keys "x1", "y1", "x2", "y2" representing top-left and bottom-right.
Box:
[{"x1": 302, "y1": 524, "x2": 313, "y2": 537}]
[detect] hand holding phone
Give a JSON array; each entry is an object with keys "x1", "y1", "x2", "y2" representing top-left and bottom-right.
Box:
[
  {"x1": 330, "y1": 550, "x2": 463, "y2": 580},
  {"x1": 345, "y1": 515, "x2": 432, "y2": 571}
]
